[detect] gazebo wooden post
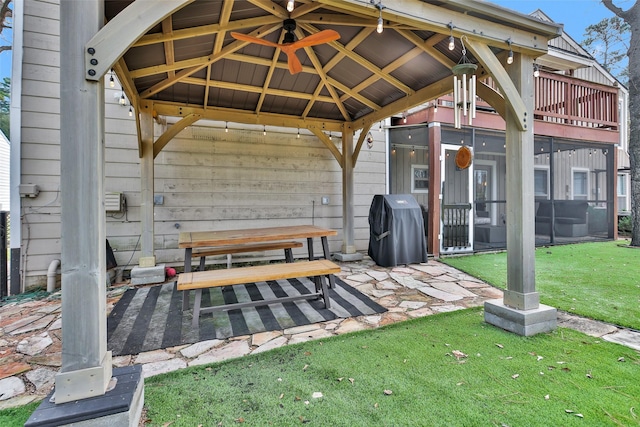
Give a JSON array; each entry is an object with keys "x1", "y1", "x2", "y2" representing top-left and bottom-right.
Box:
[
  {"x1": 484, "y1": 52, "x2": 557, "y2": 335},
  {"x1": 56, "y1": 0, "x2": 112, "y2": 403}
]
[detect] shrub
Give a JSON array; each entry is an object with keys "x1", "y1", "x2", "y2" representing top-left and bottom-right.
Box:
[{"x1": 618, "y1": 215, "x2": 632, "y2": 233}]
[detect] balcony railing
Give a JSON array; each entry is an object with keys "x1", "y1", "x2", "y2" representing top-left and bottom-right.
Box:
[
  {"x1": 534, "y1": 71, "x2": 619, "y2": 130},
  {"x1": 478, "y1": 72, "x2": 619, "y2": 131}
]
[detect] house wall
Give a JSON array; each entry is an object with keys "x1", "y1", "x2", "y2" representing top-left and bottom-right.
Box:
[
  {"x1": 0, "y1": 132, "x2": 9, "y2": 211},
  {"x1": 18, "y1": 0, "x2": 386, "y2": 289}
]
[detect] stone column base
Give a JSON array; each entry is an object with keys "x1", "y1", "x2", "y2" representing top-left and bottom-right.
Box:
[
  {"x1": 484, "y1": 299, "x2": 557, "y2": 336},
  {"x1": 332, "y1": 252, "x2": 364, "y2": 262}
]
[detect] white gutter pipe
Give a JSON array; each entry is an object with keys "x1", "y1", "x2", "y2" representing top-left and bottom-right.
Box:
[{"x1": 47, "y1": 259, "x2": 60, "y2": 293}]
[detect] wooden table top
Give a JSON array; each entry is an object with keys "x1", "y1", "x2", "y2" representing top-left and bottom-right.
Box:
[{"x1": 178, "y1": 225, "x2": 337, "y2": 248}]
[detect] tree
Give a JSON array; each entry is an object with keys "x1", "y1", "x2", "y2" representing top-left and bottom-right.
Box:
[
  {"x1": 582, "y1": 16, "x2": 630, "y2": 84},
  {"x1": 0, "y1": 77, "x2": 8, "y2": 136},
  {"x1": 0, "y1": 0, "x2": 11, "y2": 54},
  {"x1": 602, "y1": 0, "x2": 640, "y2": 246}
]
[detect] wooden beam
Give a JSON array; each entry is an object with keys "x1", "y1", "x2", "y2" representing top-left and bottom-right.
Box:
[
  {"x1": 309, "y1": 127, "x2": 344, "y2": 166},
  {"x1": 153, "y1": 113, "x2": 202, "y2": 158},
  {"x1": 140, "y1": 23, "x2": 281, "y2": 98},
  {"x1": 301, "y1": 23, "x2": 414, "y2": 95},
  {"x1": 352, "y1": 123, "x2": 373, "y2": 168},
  {"x1": 152, "y1": 101, "x2": 345, "y2": 132},
  {"x1": 85, "y1": 0, "x2": 194, "y2": 80},
  {"x1": 466, "y1": 39, "x2": 528, "y2": 131},
  {"x1": 315, "y1": 0, "x2": 558, "y2": 54}
]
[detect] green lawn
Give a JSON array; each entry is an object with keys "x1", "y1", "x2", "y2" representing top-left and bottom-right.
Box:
[
  {"x1": 443, "y1": 241, "x2": 640, "y2": 331},
  {"x1": 123, "y1": 310, "x2": 640, "y2": 426}
]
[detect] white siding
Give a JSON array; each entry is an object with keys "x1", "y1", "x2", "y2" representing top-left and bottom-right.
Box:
[
  {"x1": 19, "y1": 0, "x2": 386, "y2": 288},
  {"x1": 0, "y1": 132, "x2": 9, "y2": 211}
]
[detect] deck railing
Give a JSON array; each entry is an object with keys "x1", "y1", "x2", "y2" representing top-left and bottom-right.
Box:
[
  {"x1": 481, "y1": 72, "x2": 619, "y2": 130},
  {"x1": 533, "y1": 71, "x2": 619, "y2": 130}
]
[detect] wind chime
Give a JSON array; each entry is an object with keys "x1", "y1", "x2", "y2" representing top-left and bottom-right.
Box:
[{"x1": 451, "y1": 36, "x2": 477, "y2": 129}]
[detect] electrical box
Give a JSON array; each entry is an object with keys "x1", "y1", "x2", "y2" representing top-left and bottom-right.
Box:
[
  {"x1": 105, "y1": 192, "x2": 125, "y2": 212},
  {"x1": 19, "y1": 184, "x2": 40, "y2": 198}
]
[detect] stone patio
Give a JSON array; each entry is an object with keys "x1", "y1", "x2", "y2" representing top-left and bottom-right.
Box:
[{"x1": 1, "y1": 257, "x2": 638, "y2": 410}]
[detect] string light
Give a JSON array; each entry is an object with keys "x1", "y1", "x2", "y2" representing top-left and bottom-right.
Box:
[
  {"x1": 286, "y1": 0, "x2": 295, "y2": 12},
  {"x1": 297, "y1": 128, "x2": 300, "y2": 138},
  {"x1": 506, "y1": 39, "x2": 514, "y2": 65},
  {"x1": 379, "y1": 121, "x2": 383, "y2": 132},
  {"x1": 109, "y1": 70, "x2": 115, "y2": 88},
  {"x1": 448, "y1": 22, "x2": 455, "y2": 51},
  {"x1": 533, "y1": 62, "x2": 540, "y2": 78},
  {"x1": 119, "y1": 91, "x2": 126, "y2": 106},
  {"x1": 225, "y1": 122, "x2": 228, "y2": 132},
  {"x1": 263, "y1": 125, "x2": 266, "y2": 136},
  {"x1": 371, "y1": 0, "x2": 384, "y2": 33},
  {"x1": 128, "y1": 106, "x2": 133, "y2": 117}
]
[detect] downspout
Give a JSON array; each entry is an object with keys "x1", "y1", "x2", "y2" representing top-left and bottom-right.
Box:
[
  {"x1": 9, "y1": 0, "x2": 24, "y2": 294},
  {"x1": 47, "y1": 259, "x2": 60, "y2": 292}
]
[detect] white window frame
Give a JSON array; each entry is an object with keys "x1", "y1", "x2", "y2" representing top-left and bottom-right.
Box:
[
  {"x1": 411, "y1": 164, "x2": 429, "y2": 194},
  {"x1": 571, "y1": 167, "x2": 590, "y2": 200},
  {"x1": 618, "y1": 173, "x2": 629, "y2": 212},
  {"x1": 534, "y1": 166, "x2": 550, "y2": 199}
]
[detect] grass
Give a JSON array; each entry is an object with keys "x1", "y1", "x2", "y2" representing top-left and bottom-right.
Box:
[
  {"x1": 137, "y1": 308, "x2": 640, "y2": 426},
  {"x1": 442, "y1": 240, "x2": 640, "y2": 331},
  {"x1": 0, "y1": 401, "x2": 41, "y2": 427}
]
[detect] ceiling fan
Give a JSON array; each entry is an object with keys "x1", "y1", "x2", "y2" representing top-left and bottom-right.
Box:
[{"x1": 231, "y1": 19, "x2": 340, "y2": 75}]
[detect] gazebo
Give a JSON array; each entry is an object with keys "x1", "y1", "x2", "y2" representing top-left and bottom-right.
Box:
[{"x1": 42, "y1": 0, "x2": 562, "y2": 424}]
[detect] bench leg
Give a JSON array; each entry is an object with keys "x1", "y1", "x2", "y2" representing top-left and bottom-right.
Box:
[
  {"x1": 192, "y1": 289, "x2": 203, "y2": 329},
  {"x1": 307, "y1": 237, "x2": 315, "y2": 260},
  {"x1": 182, "y1": 289, "x2": 190, "y2": 312},
  {"x1": 284, "y1": 248, "x2": 293, "y2": 263},
  {"x1": 199, "y1": 256, "x2": 206, "y2": 271},
  {"x1": 320, "y1": 275, "x2": 331, "y2": 309},
  {"x1": 321, "y1": 236, "x2": 336, "y2": 289},
  {"x1": 183, "y1": 248, "x2": 193, "y2": 310}
]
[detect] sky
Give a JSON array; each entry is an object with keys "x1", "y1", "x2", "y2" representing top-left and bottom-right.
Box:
[
  {"x1": 0, "y1": 1, "x2": 628, "y2": 81},
  {"x1": 489, "y1": 0, "x2": 618, "y2": 40}
]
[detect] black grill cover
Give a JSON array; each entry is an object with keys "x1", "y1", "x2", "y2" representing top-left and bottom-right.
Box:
[{"x1": 368, "y1": 194, "x2": 427, "y2": 267}]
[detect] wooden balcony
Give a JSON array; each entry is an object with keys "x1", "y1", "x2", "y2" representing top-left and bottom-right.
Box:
[{"x1": 533, "y1": 71, "x2": 619, "y2": 130}]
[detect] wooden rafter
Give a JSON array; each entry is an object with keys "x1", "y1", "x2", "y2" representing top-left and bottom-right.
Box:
[{"x1": 140, "y1": 23, "x2": 281, "y2": 98}]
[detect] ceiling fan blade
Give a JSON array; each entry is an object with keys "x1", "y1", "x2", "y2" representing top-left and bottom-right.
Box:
[
  {"x1": 230, "y1": 32, "x2": 280, "y2": 48},
  {"x1": 290, "y1": 29, "x2": 340, "y2": 49},
  {"x1": 282, "y1": 49, "x2": 303, "y2": 74}
]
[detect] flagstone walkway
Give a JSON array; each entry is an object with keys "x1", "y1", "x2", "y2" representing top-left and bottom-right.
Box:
[{"x1": 1, "y1": 257, "x2": 639, "y2": 410}]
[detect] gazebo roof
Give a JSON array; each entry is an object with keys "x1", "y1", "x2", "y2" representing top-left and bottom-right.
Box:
[{"x1": 104, "y1": 0, "x2": 562, "y2": 133}]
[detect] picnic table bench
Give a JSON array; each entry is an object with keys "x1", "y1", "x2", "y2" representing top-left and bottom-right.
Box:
[
  {"x1": 177, "y1": 259, "x2": 340, "y2": 328},
  {"x1": 191, "y1": 241, "x2": 303, "y2": 270}
]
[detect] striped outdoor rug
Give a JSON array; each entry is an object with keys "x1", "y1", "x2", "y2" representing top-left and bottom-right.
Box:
[{"x1": 107, "y1": 276, "x2": 386, "y2": 356}]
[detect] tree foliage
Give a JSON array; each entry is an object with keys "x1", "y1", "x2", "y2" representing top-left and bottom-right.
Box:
[
  {"x1": 601, "y1": 0, "x2": 640, "y2": 246},
  {"x1": 0, "y1": 0, "x2": 11, "y2": 54},
  {"x1": 582, "y1": 16, "x2": 630, "y2": 84},
  {"x1": 0, "y1": 77, "x2": 8, "y2": 136}
]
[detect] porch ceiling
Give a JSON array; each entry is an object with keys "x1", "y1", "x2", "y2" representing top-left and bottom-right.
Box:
[{"x1": 105, "y1": 0, "x2": 561, "y2": 133}]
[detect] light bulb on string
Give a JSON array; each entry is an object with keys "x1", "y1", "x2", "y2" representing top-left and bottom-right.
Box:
[
  {"x1": 263, "y1": 125, "x2": 266, "y2": 136},
  {"x1": 448, "y1": 22, "x2": 455, "y2": 50},
  {"x1": 225, "y1": 122, "x2": 228, "y2": 133},
  {"x1": 109, "y1": 73, "x2": 115, "y2": 88},
  {"x1": 506, "y1": 39, "x2": 514, "y2": 65},
  {"x1": 297, "y1": 128, "x2": 300, "y2": 138},
  {"x1": 128, "y1": 106, "x2": 133, "y2": 117},
  {"x1": 287, "y1": 0, "x2": 295, "y2": 12}
]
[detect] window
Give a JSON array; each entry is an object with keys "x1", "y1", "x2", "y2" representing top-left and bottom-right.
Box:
[
  {"x1": 534, "y1": 167, "x2": 549, "y2": 198},
  {"x1": 411, "y1": 165, "x2": 429, "y2": 193},
  {"x1": 572, "y1": 169, "x2": 589, "y2": 200},
  {"x1": 618, "y1": 173, "x2": 628, "y2": 212}
]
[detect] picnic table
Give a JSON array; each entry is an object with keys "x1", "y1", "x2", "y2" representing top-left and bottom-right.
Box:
[{"x1": 177, "y1": 225, "x2": 339, "y2": 326}]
